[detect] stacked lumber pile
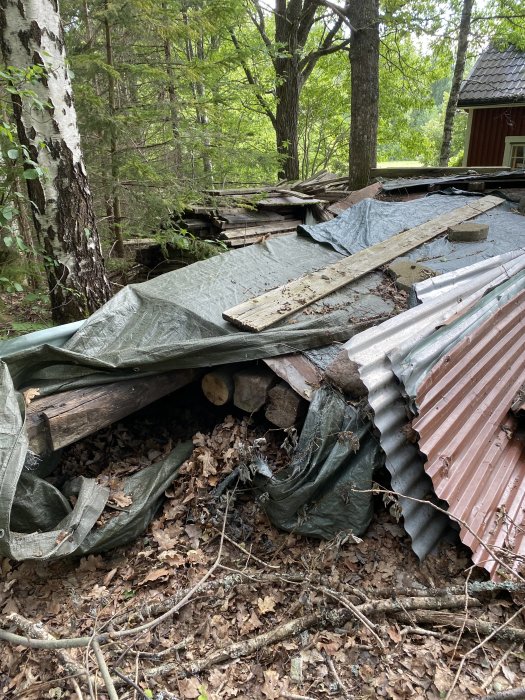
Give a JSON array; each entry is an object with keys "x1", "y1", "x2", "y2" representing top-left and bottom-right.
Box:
[{"x1": 177, "y1": 186, "x2": 323, "y2": 248}]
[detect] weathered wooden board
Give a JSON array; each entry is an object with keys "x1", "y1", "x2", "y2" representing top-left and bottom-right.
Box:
[
  {"x1": 221, "y1": 220, "x2": 301, "y2": 240},
  {"x1": 213, "y1": 209, "x2": 288, "y2": 229},
  {"x1": 327, "y1": 182, "x2": 382, "y2": 216},
  {"x1": 223, "y1": 195, "x2": 504, "y2": 332},
  {"x1": 227, "y1": 231, "x2": 295, "y2": 247},
  {"x1": 263, "y1": 354, "x2": 321, "y2": 401},
  {"x1": 26, "y1": 370, "x2": 196, "y2": 455}
]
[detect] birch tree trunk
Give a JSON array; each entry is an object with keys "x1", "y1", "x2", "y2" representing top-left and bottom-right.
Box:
[
  {"x1": 438, "y1": 0, "x2": 474, "y2": 167},
  {"x1": 0, "y1": 0, "x2": 112, "y2": 323},
  {"x1": 348, "y1": 0, "x2": 380, "y2": 190}
]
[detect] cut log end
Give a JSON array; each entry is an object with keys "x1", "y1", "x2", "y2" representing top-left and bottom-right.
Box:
[
  {"x1": 201, "y1": 370, "x2": 234, "y2": 406},
  {"x1": 265, "y1": 381, "x2": 306, "y2": 429}
]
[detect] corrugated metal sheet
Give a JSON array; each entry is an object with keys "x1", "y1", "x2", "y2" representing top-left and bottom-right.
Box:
[
  {"x1": 343, "y1": 252, "x2": 525, "y2": 560},
  {"x1": 413, "y1": 290, "x2": 525, "y2": 578},
  {"x1": 467, "y1": 106, "x2": 525, "y2": 166}
]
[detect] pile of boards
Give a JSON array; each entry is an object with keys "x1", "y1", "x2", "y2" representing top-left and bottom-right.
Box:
[{"x1": 176, "y1": 186, "x2": 324, "y2": 248}]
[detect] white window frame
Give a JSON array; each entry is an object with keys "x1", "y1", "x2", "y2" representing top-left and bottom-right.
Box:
[{"x1": 502, "y1": 135, "x2": 525, "y2": 167}]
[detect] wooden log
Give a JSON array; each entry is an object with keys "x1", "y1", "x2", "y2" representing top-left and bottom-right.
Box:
[
  {"x1": 233, "y1": 367, "x2": 277, "y2": 413},
  {"x1": 265, "y1": 381, "x2": 306, "y2": 429},
  {"x1": 26, "y1": 370, "x2": 196, "y2": 456},
  {"x1": 223, "y1": 195, "x2": 504, "y2": 332},
  {"x1": 201, "y1": 369, "x2": 234, "y2": 406}
]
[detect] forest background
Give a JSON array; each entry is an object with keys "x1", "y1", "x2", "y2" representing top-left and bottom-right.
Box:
[{"x1": 0, "y1": 0, "x2": 524, "y2": 327}]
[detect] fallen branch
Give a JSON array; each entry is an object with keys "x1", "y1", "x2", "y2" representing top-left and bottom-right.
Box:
[
  {"x1": 92, "y1": 639, "x2": 119, "y2": 700},
  {"x1": 393, "y1": 610, "x2": 525, "y2": 642},
  {"x1": 146, "y1": 594, "x2": 480, "y2": 677},
  {"x1": 484, "y1": 687, "x2": 525, "y2": 700}
]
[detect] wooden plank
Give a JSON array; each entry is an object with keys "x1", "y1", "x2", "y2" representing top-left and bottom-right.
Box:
[
  {"x1": 26, "y1": 370, "x2": 196, "y2": 455},
  {"x1": 370, "y1": 166, "x2": 513, "y2": 179},
  {"x1": 222, "y1": 220, "x2": 301, "y2": 240},
  {"x1": 227, "y1": 230, "x2": 294, "y2": 247},
  {"x1": 263, "y1": 354, "x2": 321, "y2": 401},
  {"x1": 327, "y1": 182, "x2": 382, "y2": 216},
  {"x1": 223, "y1": 195, "x2": 504, "y2": 332},
  {"x1": 213, "y1": 209, "x2": 288, "y2": 229}
]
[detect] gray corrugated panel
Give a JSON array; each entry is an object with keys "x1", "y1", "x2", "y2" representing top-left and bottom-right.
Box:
[
  {"x1": 458, "y1": 45, "x2": 525, "y2": 106},
  {"x1": 413, "y1": 248, "x2": 525, "y2": 304},
  {"x1": 342, "y1": 253, "x2": 525, "y2": 560},
  {"x1": 412, "y1": 289, "x2": 525, "y2": 578}
]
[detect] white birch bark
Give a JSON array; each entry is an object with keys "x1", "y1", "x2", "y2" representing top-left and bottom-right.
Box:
[{"x1": 0, "y1": 0, "x2": 111, "y2": 322}]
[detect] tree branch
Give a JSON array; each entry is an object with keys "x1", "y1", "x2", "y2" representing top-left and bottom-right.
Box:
[{"x1": 229, "y1": 29, "x2": 276, "y2": 129}]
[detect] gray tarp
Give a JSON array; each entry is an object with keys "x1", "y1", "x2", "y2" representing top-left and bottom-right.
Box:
[
  {"x1": 1, "y1": 193, "x2": 523, "y2": 560},
  {"x1": 299, "y1": 194, "x2": 525, "y2": 274},
  {"x1": 0, "y1": 235, "x2": 392, "y2": 560}
]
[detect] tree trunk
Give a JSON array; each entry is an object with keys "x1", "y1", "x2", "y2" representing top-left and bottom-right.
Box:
[
  {"x1": 439, "y1": 0, "x2": 474, "y2": 167},
  {"x1": 0, "y1": 0, "x2": 111, "y2": 323},
  {"x1": 348, "y1": 0, "x2": 380, "y2": 190},
  {"x1": 162, "y1": 2, "x2": 182, "y2": 171},
  {"x1": 104, "y1": 1, "x2": 125, "y2": 258},
  {"x1": 275, "y1": 0, "x2": 302, "y2": 181}
]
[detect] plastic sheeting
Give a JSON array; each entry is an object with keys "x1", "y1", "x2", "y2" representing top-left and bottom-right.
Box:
[
  {"x1": 261, "y1": 386, "x2": 380, "y2": 538},
  {"x1": 0, "y1": 234, "x2": 394, "y2": 561},
  {"x1": 299, "y1": 194, "x2": 525, "y2": 275}
]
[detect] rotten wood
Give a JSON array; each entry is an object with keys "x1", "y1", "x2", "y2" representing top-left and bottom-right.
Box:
[
  {"x1": 26, "y1": 370, "x2": 196, "y2": 455},
  {"x1": 265, "y1": 381, "x2": 306, "y2": 428},
  {"x1": 223, "y1": 195, "x2": 504, "y2": 332}
]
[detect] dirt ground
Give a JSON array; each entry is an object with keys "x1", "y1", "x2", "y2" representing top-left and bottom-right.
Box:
[{"x1": 1, "y1": 393, "x2": 525, "y2": 700}]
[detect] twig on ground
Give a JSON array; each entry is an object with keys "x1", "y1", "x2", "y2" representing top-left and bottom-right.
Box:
[
  {"x1": 323, "y1": 650, "x2": 351, "y2": 697},
  {"x1": 481, "y1": 644, "x2": 517, "y2": 691},
  {"x1": 393, "y1": 610, "x2": 525, "y2": 643},
  {"x1": 445, "y1": 607, "x2": 525, "y2": 700},
  {"x1": 399, "y1": 625, "x2": 457, "y2": 643},
  {"x1": 92, "y1": 638, "x2": 119, "y2": 700},
  {"x1": 212, "y1": 526, "x2": 280, "y2": 569},
  {"x1": 5, "y1": 612, "x2": 93, "y2": 694},
  {"x1": 146, "y1": 594, "x2": 481, "y2": 677},
  {"x1": 113, "y1": 668, "x2": 150, "y2": 700},
  {"x1": 318, "y1": 586, "x2": 385, "y2": 648}
]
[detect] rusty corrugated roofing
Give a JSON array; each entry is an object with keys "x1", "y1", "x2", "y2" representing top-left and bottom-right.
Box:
[
  {"x1": 345, "y1": 250, "x2": 525, "y2": 561},
  {"x1": 413, "y1": 290, "x2": 525, "y2": 578},
  {"x1": 458, "y1": 45, "x2": 525, "y2": 107}
]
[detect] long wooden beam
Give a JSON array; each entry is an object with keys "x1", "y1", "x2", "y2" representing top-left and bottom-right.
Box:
[
  {"x1": 26, "y1": 370, "x2": 197, "y2": 455},
  {"x1": 223, "y1": 195, "x2": 504, "y2": 332}
]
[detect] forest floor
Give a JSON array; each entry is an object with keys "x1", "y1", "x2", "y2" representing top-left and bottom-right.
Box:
[{"x1": 1, "y1": 388, "x2": 525, "y2": 700}]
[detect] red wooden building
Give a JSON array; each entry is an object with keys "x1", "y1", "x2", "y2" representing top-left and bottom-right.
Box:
[{"x1": 458, "y1": 46, "x2": 525, "y2": 168}]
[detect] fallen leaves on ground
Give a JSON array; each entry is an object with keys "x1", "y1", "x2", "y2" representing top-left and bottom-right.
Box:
[{"x1": 0, "y1": 410, "x2": 524, "y2": 700}]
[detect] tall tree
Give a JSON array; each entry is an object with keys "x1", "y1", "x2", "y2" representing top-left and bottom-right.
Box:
[
  {"x1": 439, "y1": 0, "x2": 474, "y2": 166},
  {"x1": 0, "y1": 0, "x2": 111, "y2": 322},
  {"x1": 244, "y1": 0, "x2": 350, "y2": 180},
  {"x1": 348, "y1": 0, "x2": 380, "y2": 189}
]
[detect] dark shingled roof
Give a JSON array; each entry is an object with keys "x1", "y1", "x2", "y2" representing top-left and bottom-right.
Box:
[{"x1": 458, "y1": 45, "x2": 525, "y2": 107}]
